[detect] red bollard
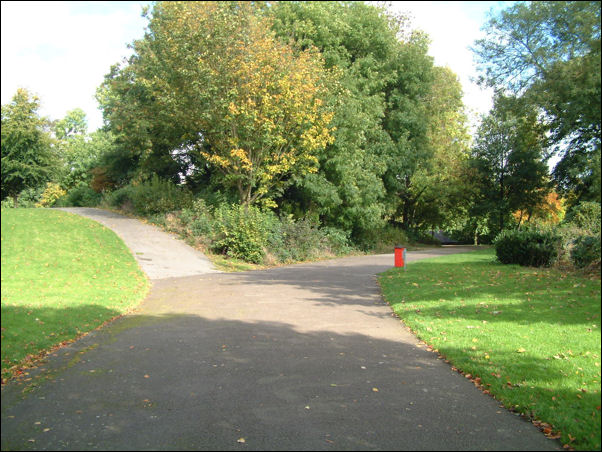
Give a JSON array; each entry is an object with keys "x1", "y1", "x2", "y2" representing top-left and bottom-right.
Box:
[{"x1": 394, "y1": 246, "x2": 406, "y2": 268}]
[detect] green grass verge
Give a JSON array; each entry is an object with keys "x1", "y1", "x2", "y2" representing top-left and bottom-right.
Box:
[
  {"x1": 379, "y1": 249, "x2": 601, "y2": 451},
  {"x1": 1, "y1": 208, "x2": 149, "y2": 382}
]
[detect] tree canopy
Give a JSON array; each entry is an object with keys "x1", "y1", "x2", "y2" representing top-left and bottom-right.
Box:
[
  {"x1": 473, "y1": 1, "x2": 601, "y2": 203},
  {"x1": 1, "y1": 89, "x2": 57, "y2": 206}
]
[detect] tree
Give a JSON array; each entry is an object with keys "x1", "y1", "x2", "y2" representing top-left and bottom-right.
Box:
[
  {"x1": 473, "y1": 1, "x2": 601, "y2": 202},
  {"x1": 98, "y1": 1, "x2": 335, "y2": 207},
  {"x1": 513, "y1": 191, "x2": 565, "y2": 227},
  {"x1": 53, "y1": 109, "x2": 115, "y2": 190},
  {"x1": 470, "y1": 94, "x2": 550, "y2": 234},
  {"x1": 271, "y1": 2, "x2": 469, "y2": 237},
  {"x1": 270, "y1": 1, "x2": 399, "y2": 236},
  {"x1": 408, "y1": 66, "x2": 473, "y2": 232},
  {"x1": 1, "y1": 89, "x2": 57, "y2": 206},
  {"x1": 382, "y1": 30, "x2": 437, "y2": 230}
]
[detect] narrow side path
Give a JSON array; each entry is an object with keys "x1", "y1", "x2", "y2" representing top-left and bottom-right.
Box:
[
  {"x1": 1, "y1": 242, "x2": 560, "y2": 450},
  {"x1": 57, "y1": 207, "x2": 219, "y2": 279}
]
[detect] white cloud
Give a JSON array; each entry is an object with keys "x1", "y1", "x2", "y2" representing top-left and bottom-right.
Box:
[{"x1": 1, "y1": 1, "x2": 148, "y2": 131}]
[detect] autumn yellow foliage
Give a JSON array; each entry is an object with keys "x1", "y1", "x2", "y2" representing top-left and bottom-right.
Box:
[
  {"x1": 145, "y1": 1, "x2": 335, "y2": 205},
  {"x1": 513, "y1": 191, "x2": 565, "y2": 226}
]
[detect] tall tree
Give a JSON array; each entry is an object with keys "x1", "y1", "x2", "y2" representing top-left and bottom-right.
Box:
[
  {"x1": 1, "y1": 89, "x2": 56, "y2": 206},
  {"x1": 53, "y1": 110, "x2": 116, "y2": 191},
  {"x1": 409, "y1": 66, "x2": 473, "y2": 232},
  {"x1": 270, "y1": 1, "x2": 399, "y2": 235},
  {"x1": 99, "y1": 1, "x2": 334, "y2": 207},
  {"x1": 382, "y1": 30, "x2": 437, "y2": 230},
  {"x1": 470, "y1": 94, "x2": 549, "y2": 234},
  {"x1": 473, "y1": 1, "x2": 601, "y2": 202}
]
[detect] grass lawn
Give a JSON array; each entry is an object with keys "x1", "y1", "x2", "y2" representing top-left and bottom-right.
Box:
[
  {"x1": 379, "y1": 249, "x2": 601, "y2": 451},
  {"x1": 1, "y1": 208, "x2": 149, "y2": 382}
]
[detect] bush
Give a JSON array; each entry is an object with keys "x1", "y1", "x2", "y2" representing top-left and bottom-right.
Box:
[
  {"x1": 355, "y1": 225, "x2": 411, "y2": 252},
  {"x1": 321, "y1": 227, "x2": 352, "y2": 255},
  {"x1": 56, "y1": 185, "x2": 102, "y2": 207},
  {"x1": 1, "y1": 187, "x2": 44, "y2": 208},
  {"x1": 104, "y1": 175, "x2": 193, "y2": 216},
  {"x1": 276, "y1": 217, "x2": 323, "y2": 262},
  {"x1": 564, "y1": 201, "x2": 601, "y2": 234},
  {"x1": 179, "y1": 199, "x2": 213, "y2": 237},
  {"x1": 104, "y1": 186, "x2": 133, "y2": 211},
  {"x1": 493, "y1": 228, "x2": 562, "y2": 267},
  {"x1": 36, "y1": 183, "x2": 67, "y2": 208},
  {"x1": 570, "y1": 234, "x2": 601, "y2": 269},
  {"x1": 211, "y1": 204, "x2": 271, "y2": 264}
]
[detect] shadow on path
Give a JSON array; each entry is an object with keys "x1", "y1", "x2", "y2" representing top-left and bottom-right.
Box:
[{"x1": 1, "y1": 248, "x2": 561, "y2": 450}]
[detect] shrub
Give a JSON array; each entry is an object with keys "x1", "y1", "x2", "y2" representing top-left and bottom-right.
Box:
[
  {"x1": 564, "y1": 201, "x2": 601, "y2": 234},
  {"x1": 104, "y1": 185, "x2": 134, "y2": 211},
  {"x1": 179, "y1": 199, "x2": 213, "y2": 237},
  {"x1": 355, "y1": 225, "x2": 411, "y2": 253},
  {"x1": 1, "y1": 187, "x2": 44, "y2": 208},
  {"x1": 321, "y1": 227, "x2": 351, "y2": 255},
  {"x1": 56, "y1": 185, "x2": 102, "y2": 207},
  {"x1": 493, "y1": 228, "x2": 562, "y2": 267},
  {"x1": 35, "y1": 183, "x2": 67, "y2": 208},
  {"x1": 129, "y1": 175, "x2": 193, "y2": 215},
  {"x1": 211, "y1": 204, "x2": 271, "y2": 264},
  {"x1": 570, "y1": 234, "x2": 601, "y2": 269},
  {"x1": 104, "y1": 175, "x2": 192, "y2": 216}
]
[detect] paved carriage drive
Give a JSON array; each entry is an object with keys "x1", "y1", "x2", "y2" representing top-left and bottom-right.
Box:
[{"x1": 1, "y1": 209, "x2": 561, "y2": 450}]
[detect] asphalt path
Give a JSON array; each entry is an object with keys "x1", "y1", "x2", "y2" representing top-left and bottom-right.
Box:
[{"x1": 1, "y1": 209, "x2": 561, "y2": 450}]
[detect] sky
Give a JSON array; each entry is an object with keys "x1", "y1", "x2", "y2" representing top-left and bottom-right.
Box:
[{"x1": 1, "y1": 1, "x2": 511, "y2": 132}]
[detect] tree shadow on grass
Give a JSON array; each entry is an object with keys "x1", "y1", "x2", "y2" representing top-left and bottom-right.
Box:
[
  {"x1": 378, "y1": 260, "x2": 600, "y2": 326},
  {"x1": 423, "y1": 345, "x2": 601, "y2": 451},
  {"x1": 1, "y1": 306, "x2": 562, "y2": 451}
]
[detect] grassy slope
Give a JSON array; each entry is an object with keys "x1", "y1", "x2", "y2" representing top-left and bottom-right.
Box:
[
  {"x1": 379, "y1": 249, "x2": 601, "y2": 451},
  {"x1": 1, "y1": 208, "x2": 149, "y2": 381}
]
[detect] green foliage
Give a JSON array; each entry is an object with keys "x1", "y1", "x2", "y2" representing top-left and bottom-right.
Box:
[
  {"x1": 57, "y1": 185, "x2": 102, "y2": 208},
  {"x1": 211, "y1": 204, "x2": 271, "y2": 264},
  {"x1": 55, "y1": 117, "x2": 117, "y2": 191},
  {"x1": 179, "y1": 199, "x2": 214, "y2": 238},
  {"x1": 493, "y1": 228, "x2": 562, "y2": 267},
  {"x1": 473, "y1": 1, "x2": 601, "y2": 201},
  {"x1": 353, "y1": 224, "x2": 411, "y2": 253},
  {"x1": 563, "y1": 201, "x2": 601, "y2": 234},
  {"x1": 164, "y1": 197, "x2": 352, "y2": 264},
  {"x1": 105, "y1": 175, "x2": 192, "y2": 216},
  {"x1": 99, "y1": 1, "x2": 335, "y2": 207},
  {"x1": 570, "y1": 234, "x2": 601, "y2": 269},
  {"x1": 0, "y1": 187, "x2": 44, "y2": 209},
  {"x1": 104, "y1": 185, "x2": 134, "y2": 211},
  {"x1": 470, "y1": 94, "x2": 550, "y2": 236},
  {"x1": 271, "y1": 1, "x2": 395, "y2": 234},
  {"x1": 1, "y1": 89, "x2": 58, "y2": 205},
  {"x1": 266, "y1": 216, "x2": 350, "y2": 263}
]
